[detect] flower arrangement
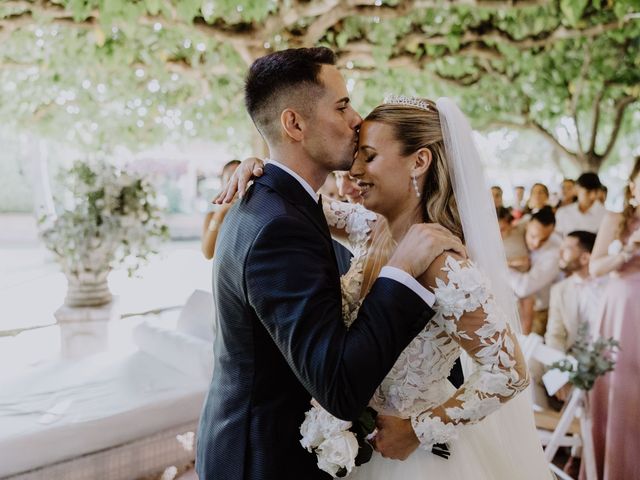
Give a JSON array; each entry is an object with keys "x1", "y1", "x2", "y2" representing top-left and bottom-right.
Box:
[
  {"x1": 39, "y1": 159, "x2": 169, "y2": 306},
  {"x1": 300, "y1": 400, "x2": 378, "y2": 478},
  {"x1": 551, "y1": 322, "x2": 620, "y2": 391}
]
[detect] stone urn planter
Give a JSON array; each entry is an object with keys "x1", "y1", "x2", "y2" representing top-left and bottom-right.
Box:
[
  {"x1": 39, "y1": 159, "x2": 169, "y2": 319},
  {"x1": 63, "y1": 268, "x2": 112, "y2": 307}
]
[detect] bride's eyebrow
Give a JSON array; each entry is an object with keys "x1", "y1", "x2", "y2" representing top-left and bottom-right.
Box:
[
  {"x1": 360, "y1": 145, "x2": 376, "y2": 152},
  {"x1": 335, "y1": 97, "x2": 350, "y2": 106}
]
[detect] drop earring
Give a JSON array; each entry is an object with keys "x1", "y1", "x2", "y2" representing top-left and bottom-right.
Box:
[{"x1": 412, "y1": 174, "x2": 421, "y2": 198}]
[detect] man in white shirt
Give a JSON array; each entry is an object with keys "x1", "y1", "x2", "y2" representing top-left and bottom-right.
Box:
[
  {"x1": 555, "y1": 172, "x2": 606, "y2": 236},
  {"x1": 545, "y1": 231, "x2": 604, "y2": 352},
  {"x1": 508, "y1": 207, "x2": 562, "y2": 335}
]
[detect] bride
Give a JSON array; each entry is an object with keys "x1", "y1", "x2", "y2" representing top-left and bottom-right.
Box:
[{"x1": 222, "y1": 96, "x2": 552, "y2": 479}]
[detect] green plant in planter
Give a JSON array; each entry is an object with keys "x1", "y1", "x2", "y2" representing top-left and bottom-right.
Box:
[{"x1": 39, "y1": 159, "x2": 169, "y2": 307}]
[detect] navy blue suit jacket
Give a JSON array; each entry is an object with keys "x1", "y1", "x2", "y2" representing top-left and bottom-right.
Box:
[{"x1": 196, "y1": 164, "x2": 435, "y2": 479}]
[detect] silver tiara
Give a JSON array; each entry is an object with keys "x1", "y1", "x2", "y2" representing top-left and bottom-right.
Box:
[{"x1": 383, "y1": 95, "x2": 430, "y2": 111}]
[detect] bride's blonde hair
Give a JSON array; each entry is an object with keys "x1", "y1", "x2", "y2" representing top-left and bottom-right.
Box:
[{"x1": 365, "y1": 99, "x2": 464, "y2": 242}]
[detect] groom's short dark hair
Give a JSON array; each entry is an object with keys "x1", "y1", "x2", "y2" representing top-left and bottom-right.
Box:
[{"x1": 245, "y1": 47, "x2": 337, "y2": 142}]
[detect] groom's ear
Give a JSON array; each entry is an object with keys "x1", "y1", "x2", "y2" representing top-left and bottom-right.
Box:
[
  {"x1": 280, "y1": 108, "x2": 305, "y2": 142},
  {"x1": 412, "y1": 148, "x2": 432, "y2": 177}
]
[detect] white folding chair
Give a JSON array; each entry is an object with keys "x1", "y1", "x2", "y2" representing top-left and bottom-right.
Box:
[{"x1": 518, "y1": 334, "x2": 597, "y2": 480}]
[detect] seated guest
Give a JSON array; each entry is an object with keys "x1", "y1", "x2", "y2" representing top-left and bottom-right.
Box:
[
  {"x1": 334, "y1": 171, "x2": 363, "y2": 204},
  {"x1": 491, "y1": 186, "x2": 504, "y2": 209},
  {"x1": 555, "y1": 172, "x2": 606, "y2": 236},
  {"x1": 508, "y1": 206, "x2": 562, "y2": 335},
  {"x1": 556, "y1": 178, "x2": 577, "y2": 209},
  {"x1": 545, "y1": 231, "x2": 603, "y2": 352},
  {"x1": 498, "y1": 207, "x2": 528, "y2": 270},
  {"x1": 525, "y1": 183, "x2": 550, "y2": 216},
  {"x1": 511, "y1": 185, "x2": 527, "y2": 219},
  {"x1": 597, "y1": 184, "x2": 608, "y2": 204},
  {"x1": 498, "y1": 206, "x2": 535, "y2": 331}
]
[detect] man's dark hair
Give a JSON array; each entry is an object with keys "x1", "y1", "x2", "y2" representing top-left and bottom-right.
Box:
[
  {"x1": 576, "y1": 172, "x2": 603, "y2": 191},
  {"x1": 244, "y1": 47, "x2": 337, "y2": 142},
  {"x1": 491, "y1": 185, "x2": 503, "y2": 193},
  {"x1": 600, "y1": 184, "x2": 608, "y2": 193},
  {"x1": 531, "y1": 205, "x2": 556, "y2": 226},
  {"x1": 497, "y1": 206, "x2": 513, "y2": 222},
  {"x1": 567, "y1": 230, "x2": 597, "y2": 253}
]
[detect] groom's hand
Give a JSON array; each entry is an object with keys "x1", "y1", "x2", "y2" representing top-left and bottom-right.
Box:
[
  {"x1": 215, "y1": 157, "x2": 265, "y2": 204},
  {"x1": 371, "y1": 415, "x2": 419, "y2": 460},
  {"x1": 387, "y1": 224, "x2": 466, "y2": 278}
]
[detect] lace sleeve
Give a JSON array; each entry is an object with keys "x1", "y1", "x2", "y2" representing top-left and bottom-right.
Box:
[
  {"x1": 323, "y1": 200, "x2": 377, "y2": 254},
  {"x1": 411, "y1": 255, "x2": 530, "y2": 450}
]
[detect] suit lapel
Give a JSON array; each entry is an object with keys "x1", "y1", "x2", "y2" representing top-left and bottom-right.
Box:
[{"x1": 254, "y1": 163, "x2": 332, "y2": 242}]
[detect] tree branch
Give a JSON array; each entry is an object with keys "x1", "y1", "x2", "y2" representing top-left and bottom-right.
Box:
[
  {"x1": 588, "y1": 89, "x2": 605, "y2": 154},
  {"x1": 600, "y1": 95, "x2": 637, "y2": 160},
  {"x1": 489, "y1": 119, "x2": 583, "y2": 169},
  {"x1": 571, "y1": 41, "x2": 591, "y2": 154},
  {"x1": 528, "y1": 119, "x2": 577, "y2": 158}
]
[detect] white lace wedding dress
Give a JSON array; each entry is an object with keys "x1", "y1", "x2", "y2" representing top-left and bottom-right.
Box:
[{"x1": 323, "y1": 200, "x2": 552, "y2": 480}]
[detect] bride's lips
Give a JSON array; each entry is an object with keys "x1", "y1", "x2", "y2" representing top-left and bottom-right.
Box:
[{"x1": 357, "y1": 180, "x2": 373, "y2": 197}]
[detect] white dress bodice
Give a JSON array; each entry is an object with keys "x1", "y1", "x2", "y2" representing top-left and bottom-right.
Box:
[{"x1": 324, "y1": 200, "x2": 529, "y2": 449}]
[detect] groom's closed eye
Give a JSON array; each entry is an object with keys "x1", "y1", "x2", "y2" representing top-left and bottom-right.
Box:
[{"x1": 336, "y1": 97, "x2": 350, "y2": 111}]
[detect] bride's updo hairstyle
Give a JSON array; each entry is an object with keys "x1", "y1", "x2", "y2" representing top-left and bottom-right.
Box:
[{"x1": 365, "y1": 98, "x2": 464, "y2": 242}]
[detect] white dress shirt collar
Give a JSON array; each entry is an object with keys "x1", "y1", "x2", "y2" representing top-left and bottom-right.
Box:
[{"x1": 267, "y1": 158, "x2": 319, "y2": 203}]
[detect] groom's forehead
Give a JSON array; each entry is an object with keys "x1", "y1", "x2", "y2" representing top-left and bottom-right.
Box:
[{"x1": 319, "y1": 64, "x2": 349, "y2": 98}]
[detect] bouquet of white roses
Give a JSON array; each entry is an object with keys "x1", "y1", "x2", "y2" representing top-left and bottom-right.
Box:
[{"x1": 300, "y1": 399, "x2": 377, "y2": 478}]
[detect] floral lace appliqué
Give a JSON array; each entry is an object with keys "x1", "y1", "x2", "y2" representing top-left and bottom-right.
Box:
[
  {"x1": 323, "y1": 200, "x2": 377, "y2": 327},
  {"x1": 410, "y1": 256, "x2": 529, "y2": 450}
]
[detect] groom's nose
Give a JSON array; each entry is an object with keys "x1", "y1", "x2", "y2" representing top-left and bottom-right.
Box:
[{"x1": 350, "y1": 109, "x2": 362, "y2": 130}]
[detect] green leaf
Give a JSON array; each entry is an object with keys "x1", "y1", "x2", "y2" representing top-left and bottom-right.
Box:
[
  {"x1": 176, "y1": 0, "x2": 201, "y2": 23},
  {"x1": 561, "y1": 0, "x2": 589, "y2": 26},
  {"x1": 145, "y1": 0, "x2": 161, "y2": 16}
]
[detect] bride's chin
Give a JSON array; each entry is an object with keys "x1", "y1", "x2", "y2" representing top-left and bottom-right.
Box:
[{"x1": 361, "y1": 195, "x2": 379, "y2": 213}]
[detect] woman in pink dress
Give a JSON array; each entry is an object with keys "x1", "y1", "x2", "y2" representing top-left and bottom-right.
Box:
[{"x1": 587, "y1": 156, "x2": 640, "y2": 479}]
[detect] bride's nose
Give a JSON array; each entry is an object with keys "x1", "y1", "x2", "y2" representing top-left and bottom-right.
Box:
[{"x1": 350, "y1": 152, "x2": 364, "y2": 179}]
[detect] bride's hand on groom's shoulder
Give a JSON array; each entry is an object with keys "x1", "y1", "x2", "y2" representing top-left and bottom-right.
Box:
[
  {"x1": 370, "y1": 415, "x2": 419, "y2": 461},
  {"x1": 388, "y1": 224, "x2": 466, "y2": 279},
  {"x1": 214, "y1": 157, "x2": 265, "y2": 204}
]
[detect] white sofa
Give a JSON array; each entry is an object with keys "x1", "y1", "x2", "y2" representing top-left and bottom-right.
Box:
[{"x1": 0, "y1": 290, "x2": 215, "y2": 480}]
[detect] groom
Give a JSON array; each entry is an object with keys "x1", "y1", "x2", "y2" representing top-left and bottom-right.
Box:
[{"x1": 196, "y1": 47, "x2": 463, "y2": 480}]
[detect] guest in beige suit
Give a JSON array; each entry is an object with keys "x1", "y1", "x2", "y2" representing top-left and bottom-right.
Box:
[
  {"x1": 545, "y1": 231, "x2": 603, "y2": 352},
  {"x1": 508, "y1": 206, "x2": 561, "y2": 335}
]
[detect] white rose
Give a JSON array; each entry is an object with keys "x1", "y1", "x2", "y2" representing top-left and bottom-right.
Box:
[
  {"x1": 316, "y1": 431, "x2": 359, "y2": 477},
  {"x1": 318, "y1": 409, "x2": 352, "y2": 438},
  {"x1": 300, "y1": 407, "x2": 325, "y2": 451}
]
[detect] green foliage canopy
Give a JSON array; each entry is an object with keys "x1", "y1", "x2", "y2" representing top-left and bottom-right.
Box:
[{"x1": 0, "y1": 0, "x2": 638, "y2": 169}]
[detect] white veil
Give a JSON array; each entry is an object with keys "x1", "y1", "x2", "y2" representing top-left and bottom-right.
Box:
[{"x1": 435, "y1": 97, "x2": 552, "y2": 478}]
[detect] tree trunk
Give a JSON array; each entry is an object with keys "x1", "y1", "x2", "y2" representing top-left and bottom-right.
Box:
[{"x1": 577, "y1": 152, "x2": 604, "y2": 173}]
